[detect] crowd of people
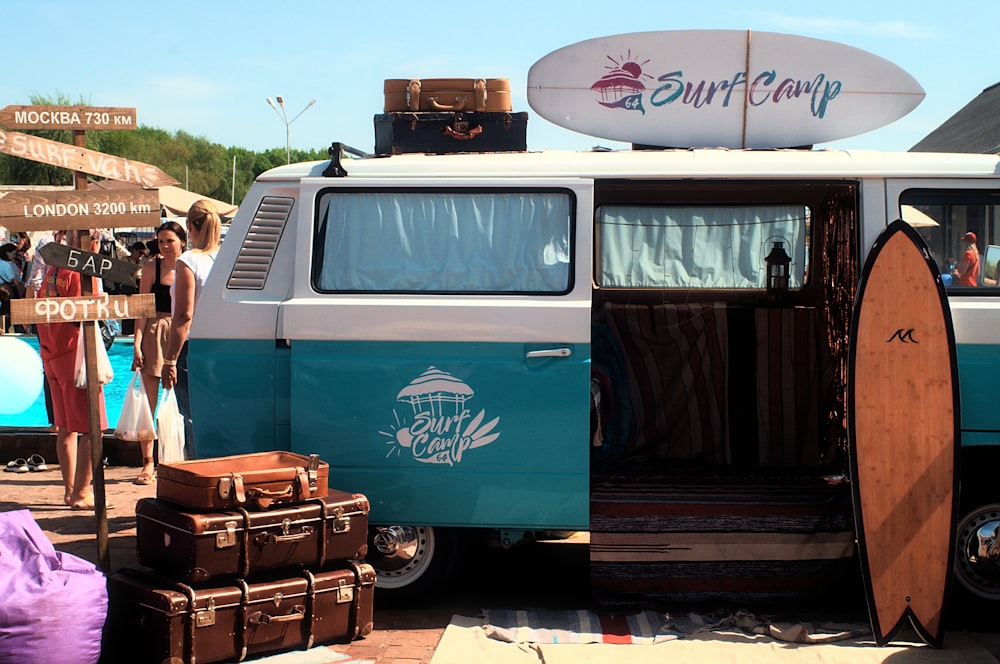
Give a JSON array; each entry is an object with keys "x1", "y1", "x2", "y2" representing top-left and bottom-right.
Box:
[{"x1": 2, "y1": 200, "x2": 222, "y2": 505}]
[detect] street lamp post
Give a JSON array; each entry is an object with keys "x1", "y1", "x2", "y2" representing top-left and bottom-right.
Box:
[{"x1": 266, "y1": 96, "x2": 317, "y2": 164}]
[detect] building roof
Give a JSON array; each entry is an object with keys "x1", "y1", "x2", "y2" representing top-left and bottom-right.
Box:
[{"x1": 910, "y1": 82, "x2": 1000, "y2": 154}]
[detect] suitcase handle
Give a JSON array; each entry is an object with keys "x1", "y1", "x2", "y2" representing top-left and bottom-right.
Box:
[
  {"x1": 256, "y1": 522, "x2": 315, "y2": 545},
  {"x1": 427, "y1": 96, "x2": 467, "y2": 111},
  {"x1": 247, "y1": 605, "x2": 306, "y2": 625},
  {"x1": 245, "y1": 469, "x2": 312, "y2": 509},
  {"x1": 443, "y1": 124, "x2": 483, "y2": 141}
]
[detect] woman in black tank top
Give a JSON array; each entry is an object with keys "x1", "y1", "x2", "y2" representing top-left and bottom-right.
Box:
[
  {"x1": 130, "y1": 222, "x2": 186, "y2": 484},
  {"x1": 151, "y1": 257, "x2": 173, "y2": 313}
]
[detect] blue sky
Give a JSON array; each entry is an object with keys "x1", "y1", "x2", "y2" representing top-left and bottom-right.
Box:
[{"x1": 3, "y1": 1, "x2": 999, "y2": 156}]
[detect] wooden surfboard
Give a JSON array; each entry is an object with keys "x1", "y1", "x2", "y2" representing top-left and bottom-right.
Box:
[
  {"x1": 527, "y1": 30, "x2": 925, "y2": 149},
  {"x1": 848, "y1": 219, "x2": 959, "y2": 647}
]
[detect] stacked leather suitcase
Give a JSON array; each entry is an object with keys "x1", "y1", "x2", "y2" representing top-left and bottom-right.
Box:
[
  {"x1": 103, "y1": 451, "x2": 374, "y2": 664},
  {"x1": 376, "y1": 77, "x2": 528, "y2": 154}
]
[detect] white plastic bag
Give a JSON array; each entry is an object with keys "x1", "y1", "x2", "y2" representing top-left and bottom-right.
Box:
[
  {"x1": 114, "y1": 371, "x2": 156, "y2": 442},
  {"x1": 73, "y1": 322, "x2": 114, "y2": 388},
  {"x1": 156, "y1": 388, "x2": 186, "y2": 463}
]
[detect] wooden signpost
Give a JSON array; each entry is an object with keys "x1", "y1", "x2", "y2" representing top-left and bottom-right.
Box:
[
  {"x1": 0, "y1": 129, "x2": 178, "y2": 187},
  {"x1": 37, "y1": 243, "x2": 143, "y2": 285},
  {"x1": 11, "y1": 293, "x2": 154, "y2": 325},
  {"x1": 0, "y1": 187, "x2": 160, "y2": 231},
  {"x1": 4, "y1": 104, "x2": 169, "y2": 572},
  {"x1": 0, "y1": 105, "x2": 137, "y2": 131}
]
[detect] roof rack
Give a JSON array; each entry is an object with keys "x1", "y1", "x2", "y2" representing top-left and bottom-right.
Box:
[{"x1": 322, "y1": 142, "x2": 376, "y2": 177}]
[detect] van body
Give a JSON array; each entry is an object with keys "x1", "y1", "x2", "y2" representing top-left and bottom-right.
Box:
[{"x1": 190, "y1": 146, "x2": 1000, "y2": 606}]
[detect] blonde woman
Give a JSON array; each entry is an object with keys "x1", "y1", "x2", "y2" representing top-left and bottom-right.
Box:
[
  {"x1": 162, "y1": 200, "x2": 221, "y2": 458},
  {"x1": 130, "y1": 221, "x2": 187, "y2": 484}
]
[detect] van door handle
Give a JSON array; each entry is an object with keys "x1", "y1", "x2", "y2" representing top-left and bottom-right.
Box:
[{"x1": 526, "y1": 347, "x2": 572, "y2": 359}]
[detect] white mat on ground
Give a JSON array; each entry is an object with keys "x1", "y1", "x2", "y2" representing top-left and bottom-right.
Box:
[
  {"x1": 430, "y1": 613, "x2": 1000, "y2": 664},
  {"x1": 480, "y1": 608, "x2": 868, "y2": 645}
]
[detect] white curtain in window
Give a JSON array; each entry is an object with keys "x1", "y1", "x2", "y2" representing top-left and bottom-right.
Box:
[
  {"x1": 598, "y1": 205, "x2": 807, "y2": 289},
  {"x1": 316, "y1": 192, "x2": 571, "y2": 292}
]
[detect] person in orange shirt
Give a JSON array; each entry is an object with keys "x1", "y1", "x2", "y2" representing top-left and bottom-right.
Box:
[
  {"x1": 36, "y1": 264, "x2": 109, "y2": 510},
  {"x1": 953, "y1": 231, "x2": 980, "y2": 287}
]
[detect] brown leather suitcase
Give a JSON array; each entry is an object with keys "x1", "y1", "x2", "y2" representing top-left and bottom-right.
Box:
[
  {"x1": 156, "y1": 451, "x2": 329, "y2": 510},
  {"x1": 103, "y1": 563, "x2": 375, "y2": 664},
  {"x1": 384, "y1": 77, "x2": 512, "y2": 112},
  {"x1": 136, "y1": 492, "x2": 370, "y2": 583}
]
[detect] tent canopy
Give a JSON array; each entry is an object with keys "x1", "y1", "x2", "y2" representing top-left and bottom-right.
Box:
[{"x1": 89, "y1": 179, "x2": 238, "y2": 217}]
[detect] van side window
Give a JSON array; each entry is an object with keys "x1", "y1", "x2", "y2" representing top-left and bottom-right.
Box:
[
  {"x1": 900, "y1": 191, "x2": 1000, "y2": 292},
  {"x1": 313, "y1": 190, "x2": 573, "y2": 294},
  {"x1": 596, "y1": 204, "x2": 809, "y2": 289}
]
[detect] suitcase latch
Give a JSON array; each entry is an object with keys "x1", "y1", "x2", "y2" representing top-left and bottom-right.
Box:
[
  {"x1": 332, "y1": 516, "x2": 351, "y2": 534},
  {"x1": 195, "y1": 597, "x2": 216, "y2": 628},
  {"x1": 219, "y1": 474, "x2": 247, "y2": 503},
  {"x1": 216, "y1": 521, "x2": 238, "y2": 549},
  {"x1": 308, "y1": 454, "x2": 320, "y2": 491},
  {"x1": 336, "y1": 579, "x2": 354, "y2": 604}
]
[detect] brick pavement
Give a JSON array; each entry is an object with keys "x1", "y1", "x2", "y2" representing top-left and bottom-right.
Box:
[
  {"x1": 6, "y1": 439, "x2": 1000, "y2": 663},
  {"x1": 0, "y1": 449, "x2": 449, "y2": 664}
]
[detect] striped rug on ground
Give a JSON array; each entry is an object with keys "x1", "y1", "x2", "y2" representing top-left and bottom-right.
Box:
[{"x1": 482, "y1": 609, "x2": 672, "y2": 644}]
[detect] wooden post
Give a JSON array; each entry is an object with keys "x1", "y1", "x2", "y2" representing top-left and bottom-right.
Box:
[{"x1": 72, "y1": 130, "x2": 111, "y2": 572}]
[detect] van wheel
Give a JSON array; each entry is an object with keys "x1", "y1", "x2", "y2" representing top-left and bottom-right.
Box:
[
  {"x1": 367, "y1": 526, "x2": 461, "y2": 604},
  {"x1": 954, "y1": 503, "x2": 1000, "y2": 600}
]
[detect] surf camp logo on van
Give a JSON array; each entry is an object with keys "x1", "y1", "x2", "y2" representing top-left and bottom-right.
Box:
[
  {"x1": 381, "y1": 366, "x2": 501, "y2": 466},
  {"x1": 590, "y1": 51, "x2": 843, "y2": 119}
]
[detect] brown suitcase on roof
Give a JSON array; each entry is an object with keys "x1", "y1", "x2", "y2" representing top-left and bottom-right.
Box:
[
  {"x1": 156, "y1": 451, "x2": 329, "y2": 511},
  {"x1": 136, "y1": 492, "x2": 370, "y2": 583},
  {"x1": 104, "y1": 563, "x2": 375, "y2": 664},
  {"x1": 384, "y1": 77, "x2": 512, "y2": 112}
]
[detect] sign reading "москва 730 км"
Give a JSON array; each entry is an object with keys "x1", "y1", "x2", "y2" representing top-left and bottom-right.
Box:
[{"x1": 0, "y1": 105, "x2": 137, "y2": 131}]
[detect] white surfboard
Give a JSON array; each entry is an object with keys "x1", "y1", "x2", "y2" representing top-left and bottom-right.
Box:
[{"x1": 527, "y1": 30, "x2": 924, "y2": 149}]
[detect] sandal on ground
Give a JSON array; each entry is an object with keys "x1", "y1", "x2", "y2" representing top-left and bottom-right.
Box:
[
  {"x1": 133, "y1": 470, "x2": 155, "y2": 486},
  {"x1": 4, "y1": 458, "x2": 29, "y2": 473},
  {"x1": 133, "y1": 457, "x2": 155, "y2": 485},
  {"x1": 70, "y1": 494, "x2": 115, "y2": 511},
  {"x1": 27, "y1": 454, "x2": 48, "y2": 472}
]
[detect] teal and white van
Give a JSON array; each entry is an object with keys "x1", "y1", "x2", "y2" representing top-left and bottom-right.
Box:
[
  {"x1": 189, "y1": 145, "x2": 1000, "y2": 605},
  {"x1": 188, "y1": 31, "x2": 1000, "y2": 609}
]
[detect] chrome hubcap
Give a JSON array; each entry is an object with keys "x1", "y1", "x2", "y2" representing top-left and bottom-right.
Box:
[{"x1": 372, "y1": 526, "x2": 419, "y2": 569}]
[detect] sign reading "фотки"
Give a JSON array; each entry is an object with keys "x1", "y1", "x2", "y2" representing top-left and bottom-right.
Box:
[{"x1": 11, "y1": 292, "x2": 154, "y2": 325}]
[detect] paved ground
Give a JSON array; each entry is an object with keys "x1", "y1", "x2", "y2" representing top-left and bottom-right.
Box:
[
  {"x1": 0, "y1": 450, "x2": 448, "y2": 663},
  {"x1": 4, "y1": 434, "x2": 999, "y2": 663}
]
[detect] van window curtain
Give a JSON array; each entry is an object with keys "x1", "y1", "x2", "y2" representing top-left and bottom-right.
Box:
[
  {"x1": 315, "y1": 191, "x2": 571, "y2": 293},
  {"x1": 597, "y1": 205, "x2": 808, "y2": 289}
]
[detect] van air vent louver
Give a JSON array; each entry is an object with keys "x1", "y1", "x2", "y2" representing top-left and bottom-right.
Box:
[{"x1": 226, "y1": 196, "x2": 294, "y2": 290}]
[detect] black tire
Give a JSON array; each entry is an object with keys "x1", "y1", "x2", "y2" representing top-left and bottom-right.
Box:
[
  {"x1": 954, "y1": 503, "x2": 1000, "y2": 601},
  {"x1": 366, "y1": 525, "x2": 462, "y2": 605}
]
